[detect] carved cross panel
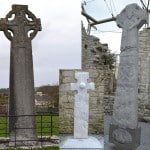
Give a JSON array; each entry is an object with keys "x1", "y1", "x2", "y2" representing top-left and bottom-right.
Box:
[
  {"x1": 0, "y1": 5, "x2": 41, "y2": 42},
  {"x1": 116, "y1": 4, "x2": 147, "y2": 52}
]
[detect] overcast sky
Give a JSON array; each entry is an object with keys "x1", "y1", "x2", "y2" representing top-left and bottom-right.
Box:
[
  {"x1": 0, "y1": 0, "x2": 81, "y2": 88},
  {"x1": 0, "y1": 0, "x2": 148, "y2": 88},
  {"x1": 82, "y1": 0, "x2": 146, "y2": 54}
]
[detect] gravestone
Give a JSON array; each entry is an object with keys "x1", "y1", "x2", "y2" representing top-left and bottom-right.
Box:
[
  {"x1": 0, "y1": 5, "x2": 41, "y2": 145},
  {"x1": 71, "y1": 72, "x2": 94, "y2": 138},
  {"x1": 60, "y1": 71, "x2": 103, "y2": 149},
  {"x1": 109, "y1": 3, "x2": 147, "y2": 150}
]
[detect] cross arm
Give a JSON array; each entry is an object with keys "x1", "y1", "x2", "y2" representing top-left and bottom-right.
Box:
[{"x1": 0, "y1": 18, "x2": 7, "y2": 31}]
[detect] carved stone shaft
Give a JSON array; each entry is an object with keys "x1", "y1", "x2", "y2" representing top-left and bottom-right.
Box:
[
  {"x1": 71, "y1": 72, "x2": 94, "y2": 139},
  {"x1": 112, "y1": 3, "x2": 147, "y2": 129},
  {"x1": 109, "y1": 3, "x2": 147, "y2": 149},
  {"x1": 0, "y1": 5, "x2": 41, "y2": 144}
]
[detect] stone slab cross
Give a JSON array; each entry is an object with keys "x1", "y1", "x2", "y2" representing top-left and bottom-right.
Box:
[
  {"x1": 71, "y1": 72, "x2": 94, "y2": 139},
  {"x1": 109, "y1": 3, "x2": 147, "y2": 149},
  {"x1": 0, "y1": 5, "x2": 41, "y2": 144}
]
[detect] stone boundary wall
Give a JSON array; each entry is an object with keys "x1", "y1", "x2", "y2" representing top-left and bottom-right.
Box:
[
  {"x1": 138, "y1": 28, "x2": 150, "y2": 120},
  {"x1": 104, "y1": 95, "x2": 114, "y2": 116},
  {"x1": 82, "y1": 26, "x2": 109, "y2": 70},
  {"x1": 82, "y1": 25, "x2": 116, "y2": 117},
  {"x1": 59, "y1": 69, "x2": 105, "y2": 134},
  {"x1": 0, "y1": 105, "x2": 8, "y2": 114}
]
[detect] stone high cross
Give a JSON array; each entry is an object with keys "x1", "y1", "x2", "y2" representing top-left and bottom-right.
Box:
[
  {"x1": 0, "y1": 5, "x2": 41, "y2": 144},
  {"x1": 71, "y1": 71, "x2": 94, "y2": 139},
  {"x1": 109, "y1": 4, "x2": 147, "y2": 149}
]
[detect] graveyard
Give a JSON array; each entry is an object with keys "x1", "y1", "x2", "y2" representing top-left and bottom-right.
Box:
[{"x1": 0, "y1": 1, "x2": 150, "y2": 150}]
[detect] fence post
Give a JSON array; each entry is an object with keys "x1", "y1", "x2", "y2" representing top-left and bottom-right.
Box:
[
  {"x1": 15, "y1": 115, "x2": 17, "y2": 147},
  {"x1": 41, "y1": 114, "x2": 43, "y2": 147},
  {"x1": 6, "y1": 113, "x2": 8, "y2": 137},
  {"x1": 50, "y1": 112, "x2": 53, "y2": 136}
]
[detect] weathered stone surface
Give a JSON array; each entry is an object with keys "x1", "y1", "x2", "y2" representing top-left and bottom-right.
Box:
[
  {"x1": 102, "y1": 29, "x2": 150, "y2": 120},
  {"x1": 0, "y1": 5, "x2": 41, "y2": 143},
  {"x1": 112, "y1": 3, "x2": 147, "y2": 129},
  {"x1": 71, "y1": 72, "x2": 94, "y2": 139},
  {"x1": 110, "y1": 3, "x2": 147, "y2": 148},
  {"x1": 109, "y1": 124, "x2": 141, "y2": 150}
]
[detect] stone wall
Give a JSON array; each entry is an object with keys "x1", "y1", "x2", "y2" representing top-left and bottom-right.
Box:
[
  {"x1": 82, "y1": 25, "x2": 116, "y2": 117},
  {"x1": 104, "y1": 95, "x2": 114, "y2": 116},
  {"x1": 82, "y1": 26, "x2": 110, "y2": 70},
  {"x1": 138, "y1": 28, "x2": 150, "y2": 120},
  {"x1": 59, "y1": 69, "x2": 104, "y2": 134},
  {"x1": 59, "y1": 26, "x2": 116, "y2": 134}
]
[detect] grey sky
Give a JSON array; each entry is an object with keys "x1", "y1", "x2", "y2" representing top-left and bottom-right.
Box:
[
  {"x1": 0, "y1": 0, "x2": 81, "y2": 88},
  {"x1": 82, "y1": 0, "x2": 147, "y2": 54},
  {"x1": 0, "y1": 0, "x2": 148, "y2": 88}
]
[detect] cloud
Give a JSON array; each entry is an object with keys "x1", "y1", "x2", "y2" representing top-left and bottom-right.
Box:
[
  {"x1": 82, "y1": 0, "x2": 146, "y2": 55},
  {"x1": 0, "y1": 0, "x2": 146, "y2": 88},
  {"x1": 0, "y1": 0, "x2": 81, "y2": 88}
]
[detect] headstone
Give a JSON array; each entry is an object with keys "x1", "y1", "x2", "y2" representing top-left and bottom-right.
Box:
[
  {"x1": 60, "y1": 71, "x2": 103, "y2": 149},
  {"x1": 71, "y1": 72, "x2": 94, "y2": 138},
  {"x1": 109, "y1": 3, "x2": 147, "y2": 150},
  {"x1": 0, "y1": 5, "x2": 41, "y2": 145}
]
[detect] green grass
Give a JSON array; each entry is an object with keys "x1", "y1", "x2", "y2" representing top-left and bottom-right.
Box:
[
  {"x1": 0, "y1": 97, "x2": 8, "y2": 105},
  {"x1": 0, "y1": 116, "x2": 8, "y2": 137},
  {"x1": 36, "y1": 115, "x2": 59, "y2": 136},
  {"x1": 0, "y1": 115, "x2": 59, "y2": 137},
  {"x1": 1, "y1": 147, "x2": 59, "y2": 150}
]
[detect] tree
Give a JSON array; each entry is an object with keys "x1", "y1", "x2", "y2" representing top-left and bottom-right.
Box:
[{"x1": 102, "y1": 52, "x2": 116, "y2": 69}]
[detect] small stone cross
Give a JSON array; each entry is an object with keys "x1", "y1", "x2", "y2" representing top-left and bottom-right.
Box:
[{"x1": 71, "y1": 71, "x2": 94, "y2": 139}]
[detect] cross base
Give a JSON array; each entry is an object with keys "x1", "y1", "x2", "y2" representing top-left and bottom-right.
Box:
[
  {"x1": 60, "y1": 136, "x2": 104, "y2": 150},
  {"x1": 109, "y1": 124, "x2": 141, "y2": 150}
]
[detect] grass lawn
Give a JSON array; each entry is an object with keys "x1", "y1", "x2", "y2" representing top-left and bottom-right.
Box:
[
  {"x1": 0, "y1": 116, "x2": 8, "y2": 137},
  {"x1": 0, "y1": 114, "x2": 59, "y2": 137},
  {"x1": 2, "y1": 147, "x2": 59, "y2": 150},
  {"x1": 36, "y1": 115, "x2": 59, "y2": 136}
]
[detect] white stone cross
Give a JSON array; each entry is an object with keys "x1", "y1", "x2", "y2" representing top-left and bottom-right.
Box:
[{"x1": 71, "y1": 71, "x2": 94, "y2": 139}]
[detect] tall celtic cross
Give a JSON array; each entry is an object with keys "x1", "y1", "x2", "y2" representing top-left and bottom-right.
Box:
[
  {"x1": 109, "y1": 4, "x2": 147, "y2": 150},
  {"x1": 71, "y1": 72, "x2": 94, "y2": 139},
  {"x1": 0, "y1": 5, "x2": 41, "y2": 144}
]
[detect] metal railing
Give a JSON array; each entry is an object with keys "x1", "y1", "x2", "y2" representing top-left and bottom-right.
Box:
[{"x1": 0, "y1": 112, "x2": 59, "y2": 147}]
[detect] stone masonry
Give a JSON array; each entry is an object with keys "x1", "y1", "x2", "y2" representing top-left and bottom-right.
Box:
[
  {"x1": 138, "y1": 28, "x2": 150, "y2": 121},
  {"x1": 59, "y1": 26, "x2": 116, "y2": 134}
]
